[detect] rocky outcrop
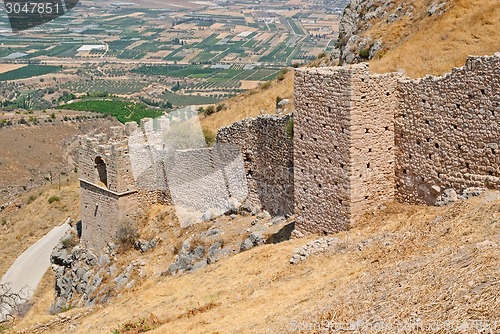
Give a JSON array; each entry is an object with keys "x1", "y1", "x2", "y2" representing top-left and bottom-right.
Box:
[
  {"x1": 50, "y1": 228, "x2": 147, "y2": 313},
  {"x1": 337, "y1": 0, "x2": 448, "y2": 64},
  {"x1": 165, "y1": 213, "x2": 295, "y2": 275},
  {"x1": 290, "y1": 237, "x2": 340, "y2": 264},
  {"x1": 50, "y1": 241, "x2": 101, "y2": 312}
]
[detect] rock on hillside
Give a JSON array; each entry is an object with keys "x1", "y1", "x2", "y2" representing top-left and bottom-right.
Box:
[{"x1": 338, "y1": 0, "x2": 449, "y2": 64}]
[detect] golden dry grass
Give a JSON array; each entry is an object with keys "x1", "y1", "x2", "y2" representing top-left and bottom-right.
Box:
[
  {"x1": 11, "y1": 191, "x2": 499, "y2": 334},
  {"x1": 368, "y1": 0, "x2": 500, "y2": 77},
  {"x1": 200, "y1": 71, "x2": 294, "y2": 135}
]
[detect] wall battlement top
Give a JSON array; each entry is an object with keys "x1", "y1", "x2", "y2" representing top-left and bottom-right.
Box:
[
  {"x1": 297, "y1": 53, "x2": 499, "y2": 85},
  {"x1": 78, "y1": 114, "x2": 176, "y2": 153},
  {"x1": 217, "y1": 113, "x2": 292, "y2": 139},
  {"x1": 294, "y1": 62, "x2": 369, "y2": 75},
  {"x1": 399, "y1": 53, "x2": 500, "y2": 83}
]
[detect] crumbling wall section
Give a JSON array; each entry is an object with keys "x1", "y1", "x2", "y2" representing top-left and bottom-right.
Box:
[
  {"x1": 78, "y1": 128, "x2": 159, "y2": 253},
  {"x1": 165, "y1": 146, "x2": 245, "y2": 217}
]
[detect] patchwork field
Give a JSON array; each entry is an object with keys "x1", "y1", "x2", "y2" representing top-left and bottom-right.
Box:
[
  {"x1": 0, "y1": 65, "x2": 62, "y2": 81},
  {"x1": 0, "y1": 0, "x2": 347, "y2": 105}
]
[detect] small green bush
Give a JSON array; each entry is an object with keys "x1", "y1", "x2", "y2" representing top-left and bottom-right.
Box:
[
  {"x1": 317, "y1": 52, "x2": 327, "y2": 59},
  {"x1": 204, "y1": 105, "x2": 215, "y2": 116},
  {"x1": 276, "y1": 96, "x2": 283, "y2": 106},
  {"x1": 359, "y1": 48, "x2": 370, "y2": 59},
  {"x1": 48, "y1": 195, "x2": 61, "y2": 204},
  {"x1": 27, "y1": 194, "x2": 38, "y2": 204},
  {"x1": 216, "y1": 103, "x2": 225, "y2": 112},
  {"x1": 276, "y1": 68, "x2": 289, "y2": 81},
  {"x1": 260, "y1": 81, "x2": 272, "y2": 90},
  {"x1": 61, "y1": 236, "x2": 78, "y2": 249},
  {"x1": 203, "y1": 128, "x2": 216, "y2": 146},
  {"x1": 116, "y1": 221, "x2": 138, "y2": 252},
  {"x1": 59, "y1": 305, "x2": 73, "y2": 313}
]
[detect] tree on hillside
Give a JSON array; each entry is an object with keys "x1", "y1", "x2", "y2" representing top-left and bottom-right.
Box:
[{"x1": 0, "y1": 283, "x2": 28, "y2": 323}]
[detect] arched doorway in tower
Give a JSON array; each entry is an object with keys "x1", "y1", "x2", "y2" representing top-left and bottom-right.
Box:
[{"x1": 95, "y1": 156, "x2": 108, "y2": 188}]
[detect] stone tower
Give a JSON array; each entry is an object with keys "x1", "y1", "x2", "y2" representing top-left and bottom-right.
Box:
[
  {"x1": 293, "y1": 63, "x2": 400, "y2": 234},
  {"x1": 78, "y1": 123, "x2": 149, "y2": 252}
]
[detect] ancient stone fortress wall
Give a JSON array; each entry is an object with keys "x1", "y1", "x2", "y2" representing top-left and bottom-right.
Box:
[
  {"x1": 295, "y1": 53, "x2": 499, "y2": 235},
  {"x1": 396, "y1": 55, "x2": 500, "y2": 204},
  {"x1": 79, "y1": 112, "x2": 288, "y2": 250},
  {"x1": 216, "y1": 114, "x2": 294, "y2": 216},
  {"x1": 294, "y1": 64, "x2": 398, "y2": 234},
  {"x1": 126, "y1": 113, "x2": 248, "y2": 227}
]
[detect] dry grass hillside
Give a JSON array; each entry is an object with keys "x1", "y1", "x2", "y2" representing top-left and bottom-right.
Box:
[
  {"x1": 0, "y1": 118, "x2": 120, "y2": 203},
  {"x1": 200, "y1": 71, "x2": 294, "y2": 135},
  {"x1": 10, "y1": 191, "x2": 499, "y2": 334},
  {"x1": 368, "y1": 0, "x2": 500, "y2": 77}
]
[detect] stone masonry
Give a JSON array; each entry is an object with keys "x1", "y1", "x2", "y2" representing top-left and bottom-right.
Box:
[
  {"x1": 294, "y1": 63, "x2": 399, "y2": 233},
  {"x1": 79, "y1": 114, "x2": 293, "y2": 252},
  {"x1": 78, "y1": 124, "x2": 165, "y2": 252},
  {"x1": 396, "y1": 55, "x2": 499, "y2": 204},
  {"x1": 217, "y1": 114, "x2": 294, "y2": 216},
  {"x1": 295, "y1": 53, "x2": 499, "y2": 234}
]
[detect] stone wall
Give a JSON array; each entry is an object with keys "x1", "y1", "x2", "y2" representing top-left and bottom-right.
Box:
[
  {"x1": 78, "y1": 53, "x2": 499, "y2": 245},
  {"x1": 294, "y1": 64, "x2": 398, "y2": 234},
  {"x1": 294, "y1": 53, "x2": 499, "y2": 235},
  {"x1": 349, "y1": 67, "x2": 399, "y2": 220},
  {"x1": 396, "y1": 54, "x2": 500, "y2": 204},
  {"x1": 79, "y1": 113, "x2": 289, "y2": 251},
  {"x1": 216, "y1": 114, "x2": 294, "y2": 216}
]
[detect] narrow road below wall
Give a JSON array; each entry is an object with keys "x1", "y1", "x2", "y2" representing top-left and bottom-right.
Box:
[{"x1": 1, "y1": 223, "x2": 70, "y2": 319}]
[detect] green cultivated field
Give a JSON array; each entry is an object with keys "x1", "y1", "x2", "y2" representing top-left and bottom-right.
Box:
[
  {"x1": 161, "y1": 91, "x2": 220, "y2": 106},
  {"x1": 0, "y1": 65, "x2": 62, "y2": 81},
  {"x1": 133, "y1": 65, "x2": 280, "y2": 81},
  {"x1": 0, "y1": 2, "x2": 342, "y2": 107},
  {"x1": 60, "y1": 80, "x2": 148, "y2": 95},
  {"x1": 133, "y1": 65, "x2": 216, "y2": 78},
  {"x1": 58, "y1": 99, "x2": 165, "y2": 123}
]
